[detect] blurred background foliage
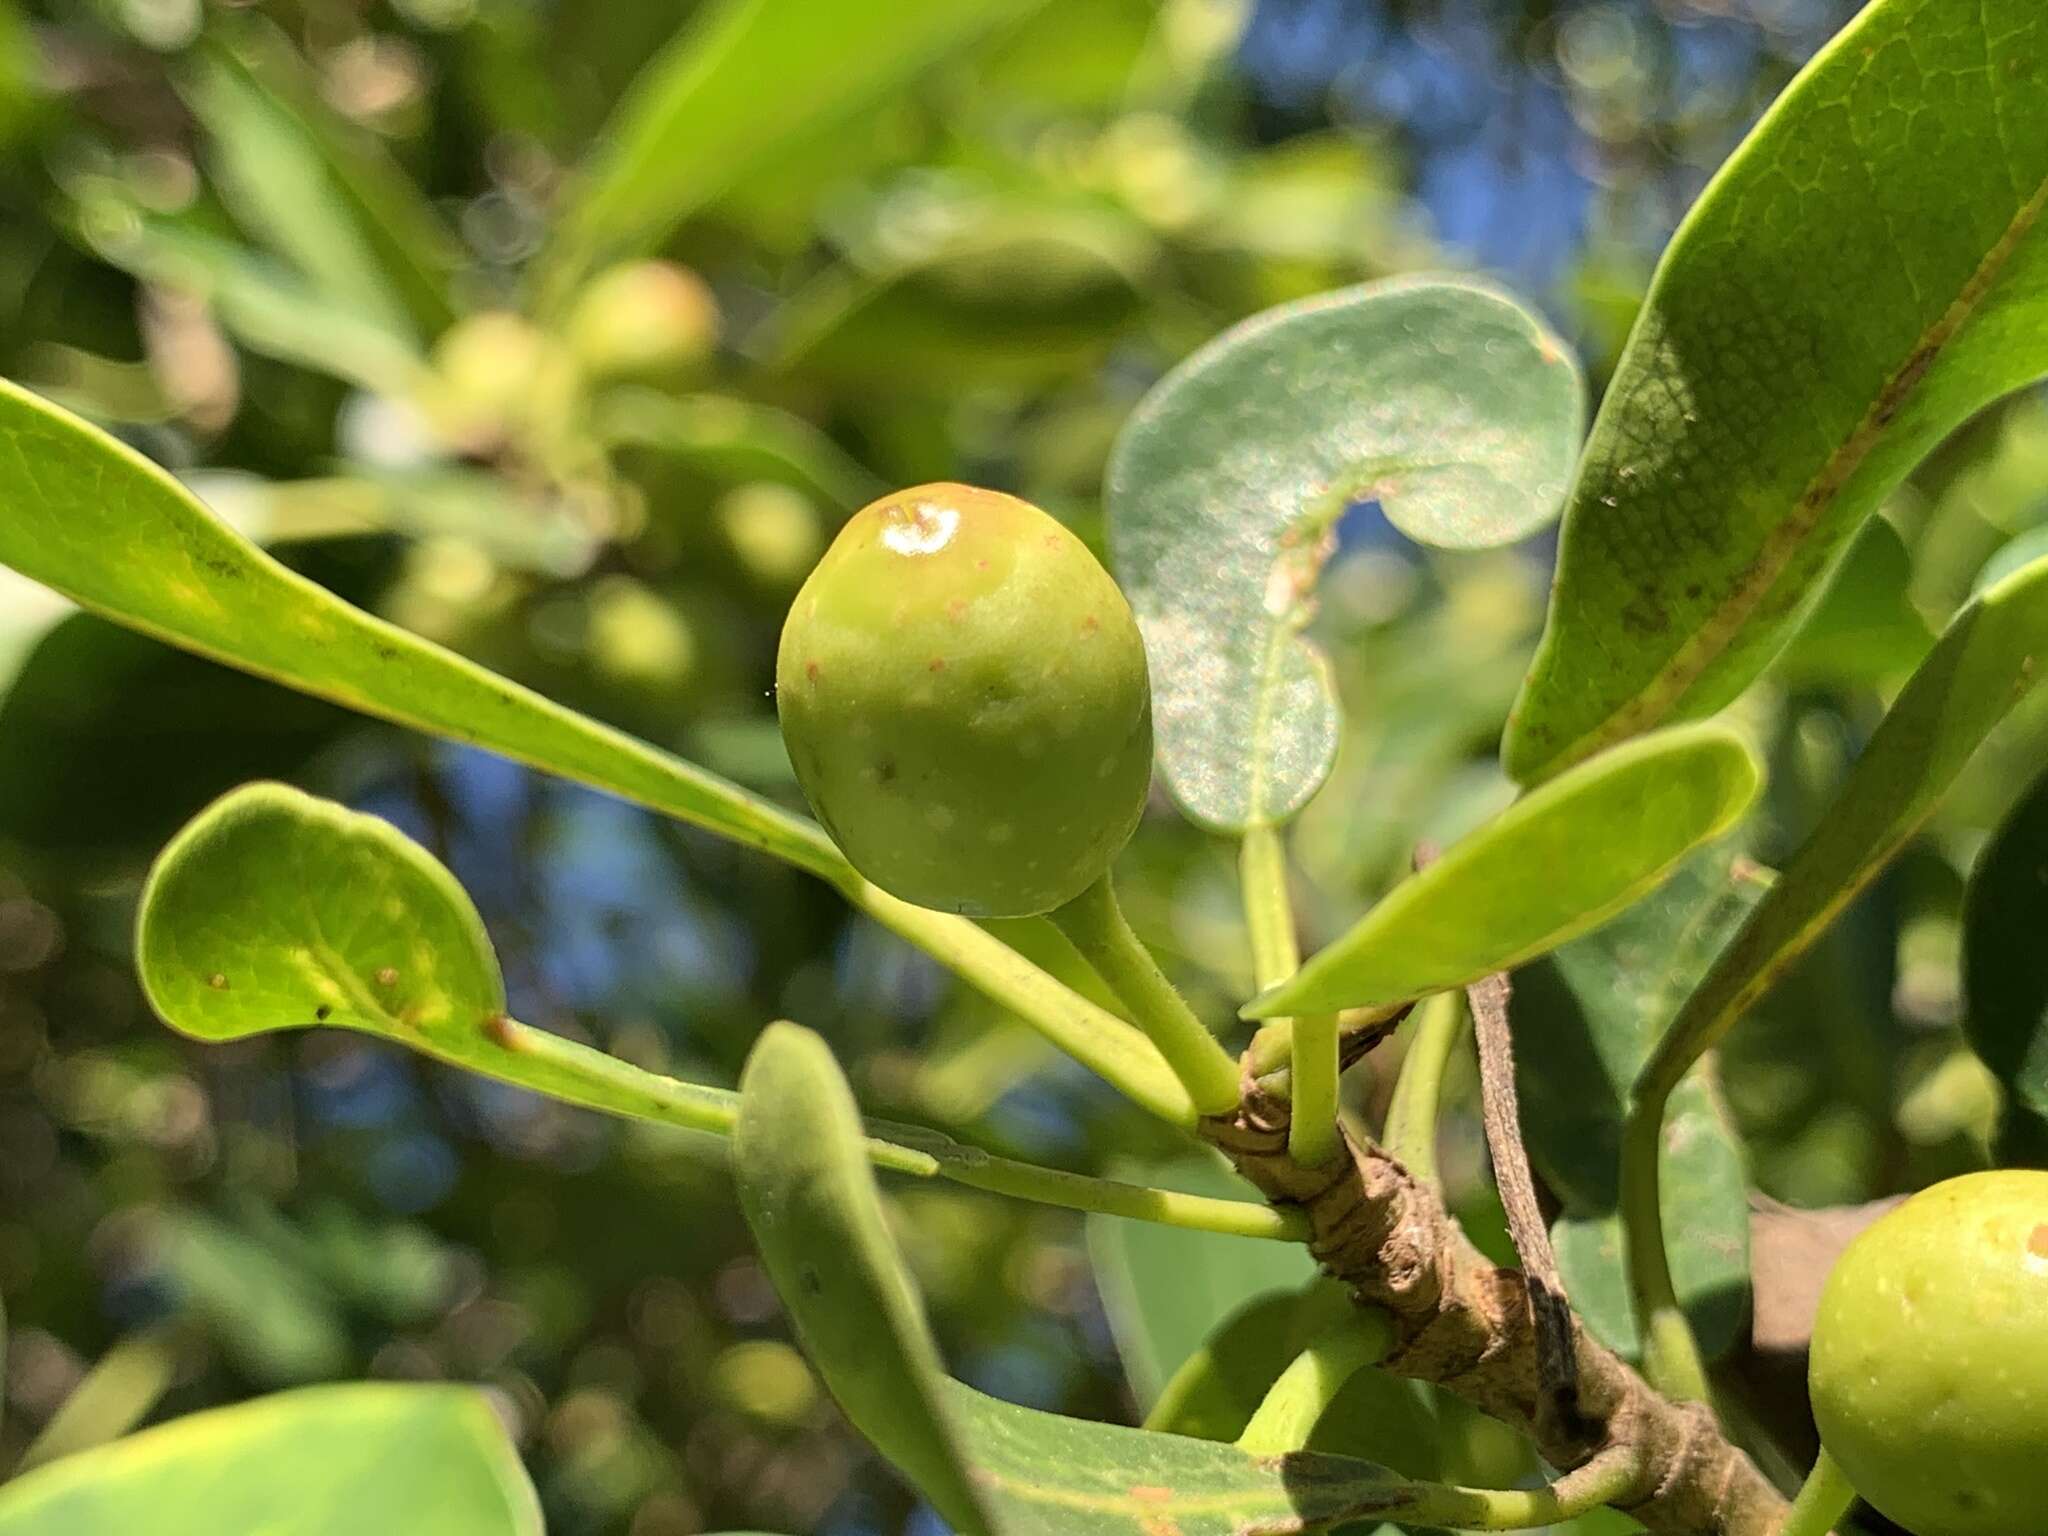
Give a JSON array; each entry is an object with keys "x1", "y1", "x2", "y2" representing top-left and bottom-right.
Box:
[{"x1": 0, "y1": 0, "x2": 2037, "y2": 1532}]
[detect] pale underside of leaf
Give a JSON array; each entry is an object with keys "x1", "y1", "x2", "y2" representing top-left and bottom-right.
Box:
[{"x1": 1109, "y1": 276, "x2": 1582, "y2": 832}]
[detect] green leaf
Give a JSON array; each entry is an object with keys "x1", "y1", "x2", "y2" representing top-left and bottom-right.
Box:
[
  {"x1": 1505, "y1": 0, "x2": 2048, "y2": 783},
  {"x1": 733, "y1": 1022, "x2": 995, "y2": 1534},
  {"x1": 195, "y1": 23, "x2": 461, "y2": 336},
  {"x1": 545, "y1": 0, "x2": 1040, "y2": 288},
  {"x1": 945, "y1": 1381, "x2": 1417, "y2": 1536},
  {"x1": 0, "y1": 1384, "x2": 540, "y2": 1536},
  {"x1": 733, "y1": 1041, "x2": 1554, "y2": 1535},
  {"x1": 1643, "y1": 554, "x2": 2048, "y2": 1104},
  {"x1": 74, "y1": 212, "x2": 426, "y2": 396},
  {"x1": 0, "y1": 377, "x2": 836, "y2": 878},
  {"x1": 1245, "y1": 723, "x2": 1761, "y2": 1018},
  {"x1": 1514, "y1": 845, "x2": 1768, "y2": 1361},
  {"x1": 1963, "y1": 759, "x2": 2048, "y2": 1147},
  {"x1": 134, "y1": 782, "x2": 738, "y2": 1133},
  {"x1": 138, "y1": 781, "x2": 504, "y2": 1046},
  {"x1": 1107, "y1": 276, "x2": 1583, "y2": 832},
  {"x1": 1086, "y1": 1156, "x2": 1316, "y2": 1409},
  {"x1": 1773, "y1": 515, "x2": 1933, "y2": 686},
  {"x1": 182, "y1": 43, "x2": 419, "y2": 341}
]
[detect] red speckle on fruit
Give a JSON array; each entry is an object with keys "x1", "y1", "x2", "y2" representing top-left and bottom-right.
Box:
[
  {"x1": 1081, "y1": 614, "x2": 1100, "y2": 634},
  {"x1": 928, "y1": 657, "x2": 946, "y2": 672},
  {"x1": 805, "y1": 660, "x2": 821, "y2": 682},
  {"x1": 2029, "y1": 1224, "x2": 2048, "y2": 1261},
  {"x1": 946, "y1": 598, "x2": 968, "y2": 620}
]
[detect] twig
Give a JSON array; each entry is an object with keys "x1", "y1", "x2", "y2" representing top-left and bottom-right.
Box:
[
  {"x1": 1203, "y1": 1084, "x2": 1790, "y2": 1536},
  {"x1": 1466, "y1": 968, "x2": 1588, "y2": 1453}
]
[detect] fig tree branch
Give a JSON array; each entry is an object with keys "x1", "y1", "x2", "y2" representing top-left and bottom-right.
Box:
[{"x1": 1204, "y1": 1073, "x2": 1792, "y2": 1536}]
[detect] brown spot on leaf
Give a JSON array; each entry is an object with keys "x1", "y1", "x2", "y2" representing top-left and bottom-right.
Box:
[
  {"x1": 483, "y1": 1014, "x2": 521, "y2": 1050},
  {"x1": 207, "y1": 973, "x2": 229, "y2": 991},
  {"x1": 375, "y1": 967, "x2": 399, "y2": 987},
  {"x1": 314, "y1": 1005, "x2": 332, "y2": 1022}
]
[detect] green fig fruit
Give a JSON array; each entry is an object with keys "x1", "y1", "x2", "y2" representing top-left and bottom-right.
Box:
[
  {"x1": 566, "y1": 260, "x2": 719, "y2": 382},
  {"x1": 1809, "y1": 1168, "x2": 2048, "y2": 1536},
  {"x1": 777, "y1": 482, "x2": 1152, "y2": 918}
]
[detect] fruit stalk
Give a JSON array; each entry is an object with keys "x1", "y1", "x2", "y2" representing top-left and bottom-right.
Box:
[{"x1": 1050, "y1": 874, "x2": 1243, "y2": 1115}]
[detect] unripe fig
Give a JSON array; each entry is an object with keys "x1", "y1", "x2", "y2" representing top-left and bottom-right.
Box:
[
  {"x1": 566, "y1": 260, "x2": 718, "y2": 382},
  {"x1": 426, "y1": 311, "x2": 575, "y2": 452},
  {"x1": 1809, "y1": 1169, "x2": 2048, "y2": 1536},
  {"x1": 777, "y1": 483, "x2": 1152, "y2": 918}
]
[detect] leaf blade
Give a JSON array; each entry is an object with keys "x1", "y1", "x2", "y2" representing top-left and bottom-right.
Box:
[
  {"x1": 0, "y1": 1384, "x2": 540, "y2": 1536},
  {"x1": 1108, "y1": 276, "x2": 1583, "y2": 831},
  {"x1": 0, "y1": 377, "x2": 838, "y2": 878},
  {"x1": 1505, "y1": 0, "x2": 2048, "y2": 783},
  {"x1": 734, "y1": 1023, "x2": 995, "y2": 1533},
  {"x1": 544, "y1": 0, "x2": 1040, "y2": 289},
  {"x1": 1245, "y1": 723, "x2": 1761, "y2": 1018}
]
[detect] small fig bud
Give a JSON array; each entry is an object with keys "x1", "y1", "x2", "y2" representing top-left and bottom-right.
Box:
[
  {"x1": 426, "y1": 311, "x2": 575, "y2": 453},
  {"x1": 566, "y1": 260, "x2": 718, "y2": 382},
  {"x1": 776, "y1": 483, "x2": 1152, "y2": 918},
  {"x1": 1809, "y1": 1169, "x2": 2048, "y2": 1536}
]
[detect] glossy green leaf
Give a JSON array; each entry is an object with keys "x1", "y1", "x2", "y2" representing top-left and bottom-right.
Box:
[
  {"x1": 1963, "y1": 759, "x2": 2048, "y2": 1148},
  {"x1": 1085, "y1": 1155, "x2": 1316, "y2": 1408},
  {"x1": 733, "y1": 1022, "x2": 995, "y2": 1534},
  {"x1": 1245, "y1": 723, "x2": 1760, "y2": 1018},
  {"x1": 1107, "y1": 276, "x2": 1583, "y2": 831},
  {"x1": 948, "y1": 1381, "x2": 1422, "y2": 1535},
  {"x1": 0, "y1": 379, "x2": 1182, "y2": 1114},
  {"x1": 0, "y1": 376, "x2": 835, "y2": 877},
  {"x1": 1506, "y1": 0, "x2": 2048, "y2": 783},
  {"x1": 1514, "y1": 845, "x2": 1768, "y2": 1360},
  {"x1": 138, "y1": 782, "x2": 503, "y2": 1045},
  {"x1": 0, "y1": 1384, "x2": 540, "y2": 1536},
  {"x1": 1642, "y1": 555, "x2": 2048, "y2": 1106},
  {"x1": 1773, "y1": 515, "x2": 1932, "y2": 685},
  {"x1": 135, "y1": 782, "x2": 758, "y2": 1136},
  {"x1": 545, "y1": 0, "x2": 1040, "y2": 288}
]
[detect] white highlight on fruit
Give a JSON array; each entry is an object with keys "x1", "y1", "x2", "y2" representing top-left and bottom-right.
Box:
[{"x1": 881, "y1": 500, "x2": 960, "y2": 556}]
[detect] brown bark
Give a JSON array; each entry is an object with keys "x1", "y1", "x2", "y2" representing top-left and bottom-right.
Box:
[{"x1": 1202, "y1": 1081, "x2": 1793, "y2": 1536}]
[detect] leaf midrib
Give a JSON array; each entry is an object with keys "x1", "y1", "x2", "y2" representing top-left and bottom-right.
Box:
[{"x1": 1542, "y1": 175, "x2": 2048, "y2": 777}]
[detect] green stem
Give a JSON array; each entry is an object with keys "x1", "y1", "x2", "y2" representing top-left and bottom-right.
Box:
[
  {"x1": 1235, "y1": 1310, "x2": 1394, "y2": 1453},
  {"x1": 462, "y1": 1016, "x2": 1301, "y2": 1239},
  {"x1": 1050, "y1": 874, "x2": 1244, "y2": 1116},
  {"x1": 1239, "y1": 824, "x2": 1341, "y2": 1165},
  {"x1": 15, "y1": 1329, "x2": 177, "y2": 1474},
  {"x1": 1777, "y1": 1447, "x2": 1857, "y2": 1536},
  {"x1": 1383, "y1": 991, "x2": 1465, "y2": 1185},
  {"x1": 1380, "y1": 1448, "x2": 1645, "y2": 1531},
  {"x1": 1620, "y1": 1099, "x2": 1713, "y2": 1404},
  {"x1": 864, "y1": 884, "x2": 1196, "y2": 1126}
]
